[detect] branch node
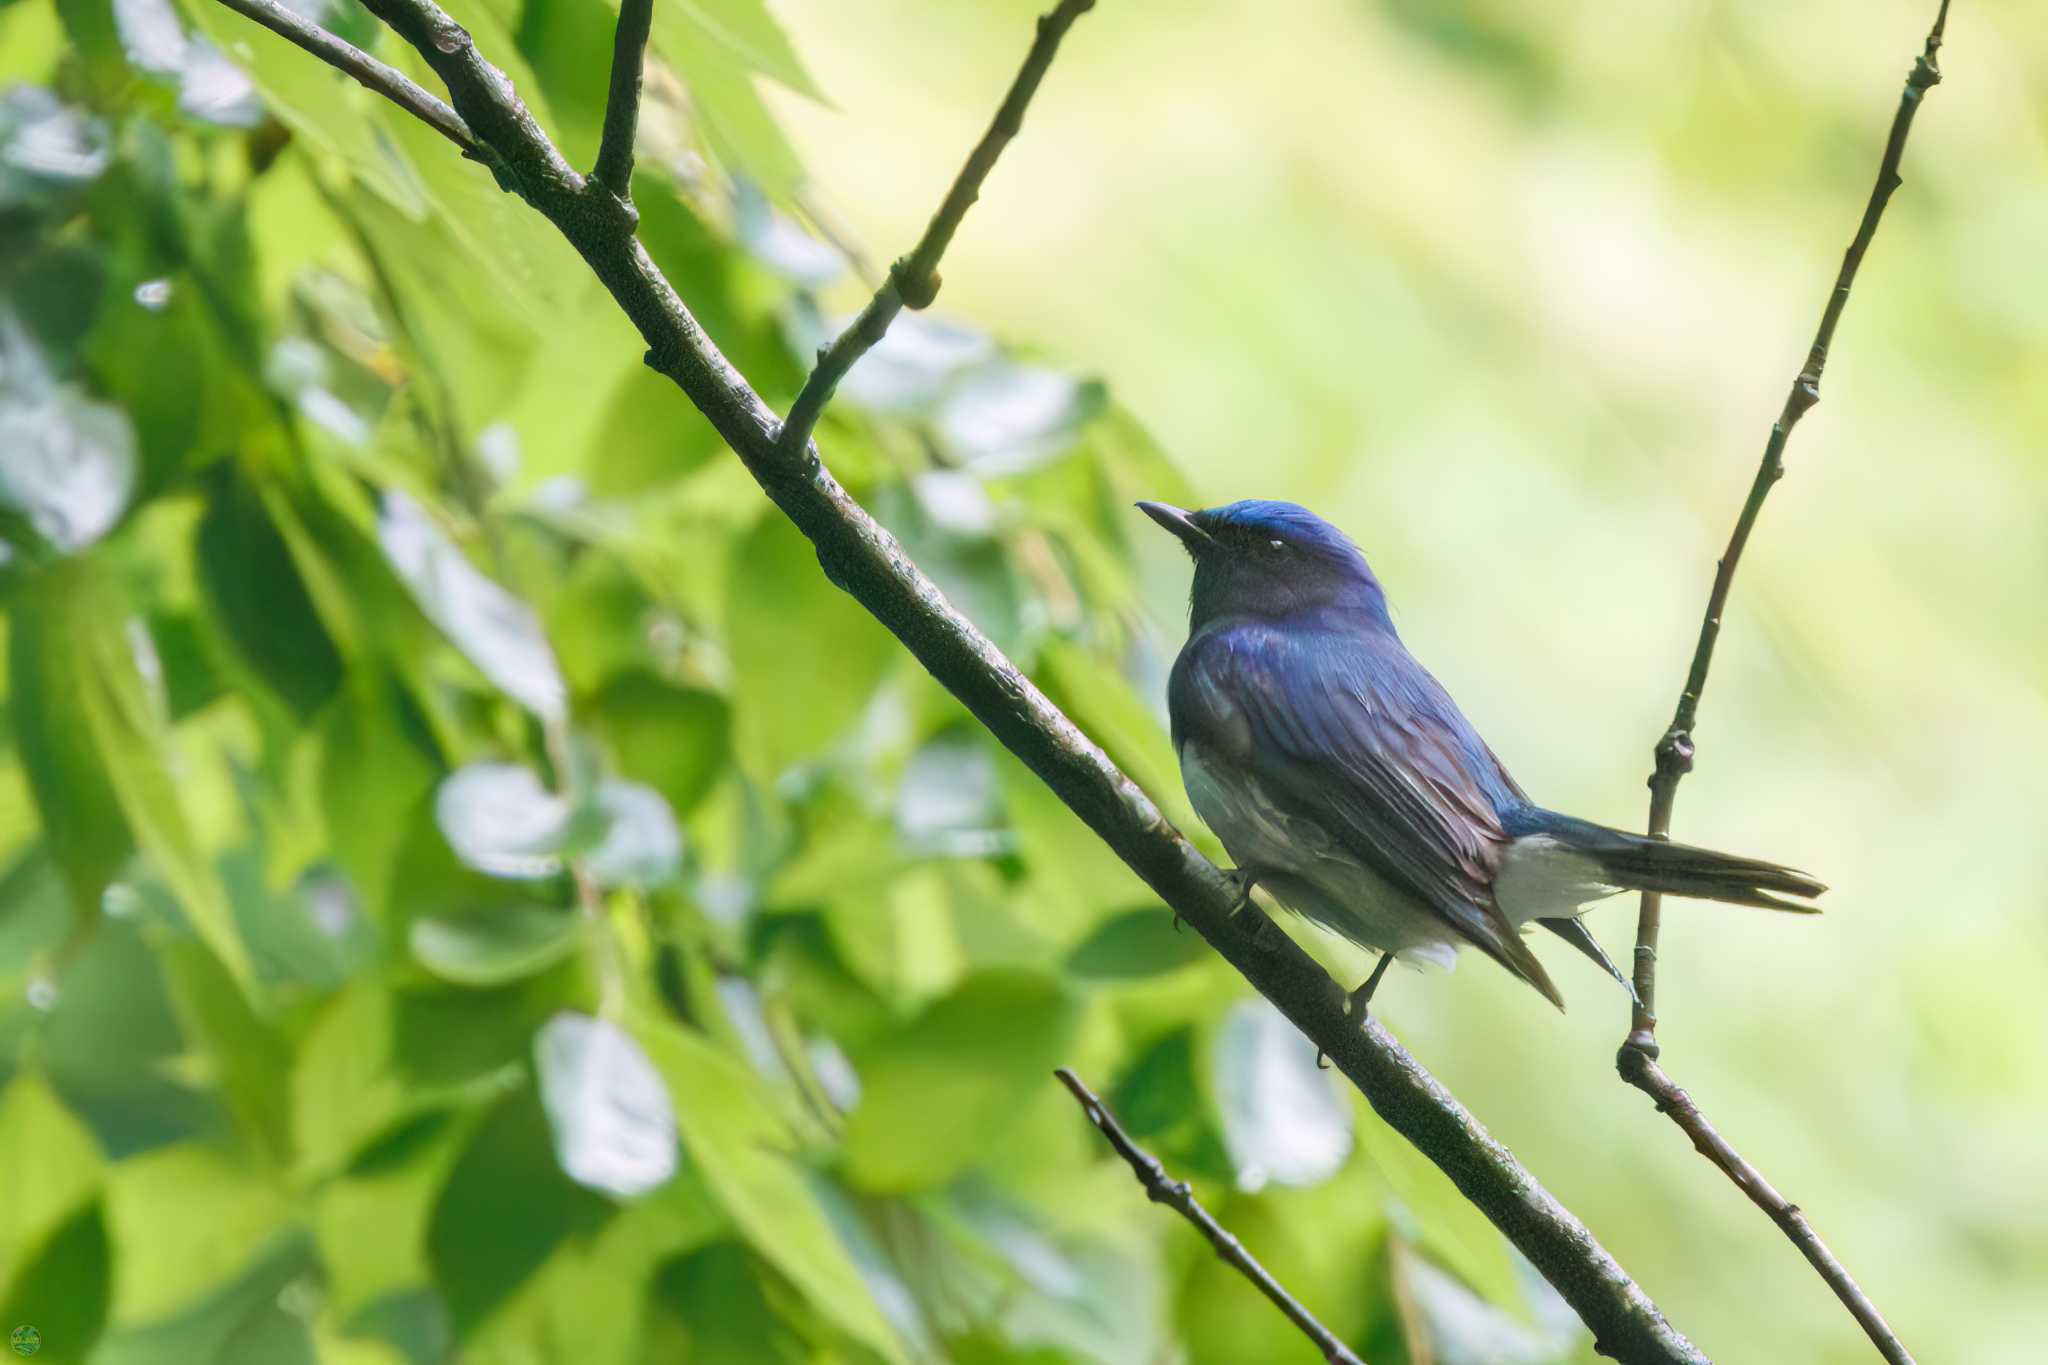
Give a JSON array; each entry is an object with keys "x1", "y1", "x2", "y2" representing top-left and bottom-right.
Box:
[
  {"x1": 1652, "y1": 728, "x2": 1694, "y2": 779},
  {"x1": 890, "y1": 256, "x2": 942, "y2": 310}
]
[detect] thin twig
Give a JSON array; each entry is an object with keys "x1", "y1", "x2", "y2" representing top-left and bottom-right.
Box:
[
  {"x1": 1621, "y1": 7, "x2": 1949, "y2": 1364},
  {"x1": 775, "y1": 0, "x2": 1096, "y2": 459},
  {"x1": 592, "y1": 0, "x2": 653, "y2": 202},
  {"x1": 213, "y1": 1, "x2": 1707, "y2": 1357},
  {"x1": 209, "y1": 0, "x2": 489, "y2": 164},
  {"x1": 1055, "y1": 1068, "x2": 1367, "y2": 1365}
]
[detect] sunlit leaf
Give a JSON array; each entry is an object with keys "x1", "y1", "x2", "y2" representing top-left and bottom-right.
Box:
[
  {"x1": 940, "y1": 364, "x2": 1104, "y2": 475},
  {"x1": 409, "y1": 908, "x2": 581, "y2": 987},
  {"x1": 733, "y1": 179, "x2": 841, "y2": 287},
  {"x1": 829, "y1": 311, "x2": 996, "y2": 418},
  {"x1": 379, "y1": 492, "x2": 568, "y2": 722},
  {"x1": 581, "y1": 779, "x2": 683, "y2": 888},
  {"x1": 434, "y1": 761, "x2": 570, "y2": 880},
  {"x1": 0, "y1": 86, "x2": 109, "y2": 208},
  {"x1": 112, "y1": 0, "x2": 264, "y2": 127},
  {"x1": 895, "y1": 729, "x2": 1009, "y2": 859},
  {"x1": 1211, "y1": 999, "x2": 1352, "y2": 1191},
  {"x1": 1393, "y1": 1238, "x2": 1574, "y2": 1365},
  {"x1": 0, "y1": 312, "x2": 136, "y2": 556},
  {"x1": 534, "y1": 1011, "x2": 680, "y2": 1199}
]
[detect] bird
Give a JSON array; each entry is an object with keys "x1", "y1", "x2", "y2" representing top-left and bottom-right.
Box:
[{"x1": 1138, "y1": 498, "x2": 1824, "y2": 1012}]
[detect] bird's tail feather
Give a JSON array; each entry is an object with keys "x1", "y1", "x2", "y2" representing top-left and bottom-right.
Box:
[{"x1": 1536, "y1": 811, "x2": 1825, "y2": 912}]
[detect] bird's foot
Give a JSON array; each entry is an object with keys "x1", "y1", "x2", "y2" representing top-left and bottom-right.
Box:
[
  {"x1": 1319, "y1": 954, "x2": 1397, "y2": 1070},
  {"x1": 1346, "y1": 952, "x2": 1397, "y2": 1023},
  {"x1": 1223, "y1": 868, "x2": 1280, "y2": 946}
]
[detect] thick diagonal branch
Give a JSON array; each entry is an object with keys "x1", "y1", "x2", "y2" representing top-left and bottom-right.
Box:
[
  {"x1": 1619, "y1": 6, "x2": 1949, "y2": 1364},
  {"x1": 776, "y1": 0, "x2": 1096, "y2": 459},
  {"x1": 215, "y1": 1, "x2": 1704, "y2": 1358},
  {"x1": 1056, "y1": 1068, "x2": 1367, "y2": 1365}
]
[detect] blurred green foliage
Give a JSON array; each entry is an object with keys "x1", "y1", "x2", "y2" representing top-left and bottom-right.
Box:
[{"x1": 0, "y1": 2, "x2": 1585, "y2": 1362}]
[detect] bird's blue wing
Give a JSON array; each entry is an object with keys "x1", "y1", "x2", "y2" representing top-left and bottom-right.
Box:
[{"x1": 1173, "y1": 619, "x2": 1558, "y2": 1001}]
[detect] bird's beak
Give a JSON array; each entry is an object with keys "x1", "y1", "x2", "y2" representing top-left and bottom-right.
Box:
[{"x1": 1136, "y1": 501, "x2": 1211, "y2": 551}]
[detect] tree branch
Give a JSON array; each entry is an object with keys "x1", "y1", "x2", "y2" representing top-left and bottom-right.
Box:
[
  {"x1": 216, "y1": 1, "x2": 1708, "y2": 1358},
  {"x1": 1055, "y1": 1068, "x2": 1368, "y2": 1365},
  {"x1": 208, "y1": 0, "x2": 488, "y2": 165},
  {"x1": 592, "y1": 0, "x2": 652, "y2": 202},
  {"x1": 775, "y1": 0, "x2": 1096, "y2": 460},
  {"x1": 1620, "y1": 7, "x2": 1949, "y2": 1364}
]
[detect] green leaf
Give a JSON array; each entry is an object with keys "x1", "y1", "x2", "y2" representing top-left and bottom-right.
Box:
[
  {"x1": 534, "y1": 1011, "x2": 679, "y2": 1198},
  {"x1": 195, "y1": 465, "x2": 343, "y2": 718},
  {"x1": 0, "y1": 1200, "x2": 111, "y2": 1365},
  {"x1": 426, "y1": 1084, "x2": 614, "y2": 1334},
  {"x1": 160, "y1": 940, "x2": 293, "y2": 1162},
  {"x1": 670, "y1": 0, "x2": 823, "y2": 100},
  {"x1": 1064, "y1": 908, "x2": 1208, "y2": 980},
  {"x1": 586, "y1": 671, "x2": 730, "y2": 821},
  {"x1": 313, "y1": 1127, "x2": 467, "y2": 1322},
  {"x1": 290, "y1": 981, "x2": 407, "y2": 1181},
  {"x1": 648, "y1": 1242, "x2": 810, "y2": 1364},
  {"x1": 842, "y1": 969, "x2": 1081, "y2": 1193},
  {"x1": 9, "y1": 568, "x2": 253, "y2": 987},
  {"x1": 92, "y1": 1233, "x2": 318, "y2": 1365},
  {"x1": 638, "y1": 1016, "x2": 905, "y2": 1363},
  {"x1": 103, "y1": 1143, "x2": 287, "y2": 1324},
  {"x1": 316, "y1": 670, "x2": 442, "y2": 924},
  {"x1": 0, "y1": 1071, "x2": 104, "y2": 1280},
  {"x1": 724, "y1": 513, "x2": 895, "y2": 774},
  {"x1": 8, "y1": 572, "x2": 132, "y2": 917},
  {"x1": 1210, "y1": 999, "x2": 1352, "y2": 1191},
  {"x1": 409, "y1": 908, "x2": 581, "y2": 988}
]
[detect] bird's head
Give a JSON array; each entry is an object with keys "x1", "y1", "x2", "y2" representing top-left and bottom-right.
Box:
[{"x1": 1137, "y1": 499, "x2": 1391, "y2": 628}]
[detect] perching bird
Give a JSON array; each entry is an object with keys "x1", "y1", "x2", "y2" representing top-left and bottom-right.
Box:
[{"x1": 1139, "y1": 498, "x2": 1824, "y2": 1011}]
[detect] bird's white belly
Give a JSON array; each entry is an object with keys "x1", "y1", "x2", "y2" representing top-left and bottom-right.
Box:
[{"x1": 1179, "y1": 741, "x2": 1460, "y2": 967}]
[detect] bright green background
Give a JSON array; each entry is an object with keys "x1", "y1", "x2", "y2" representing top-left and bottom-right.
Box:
[{"x1": 1, "y1": 0, "x2": 2041, "y2": 1362}]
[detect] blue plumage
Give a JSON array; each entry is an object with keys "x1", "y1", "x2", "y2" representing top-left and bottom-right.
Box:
[{"x1": 1140, "y1": 499, "x2": 1824, "y2": 1010}]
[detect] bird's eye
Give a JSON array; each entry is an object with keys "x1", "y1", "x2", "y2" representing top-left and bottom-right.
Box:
[{"x1": 1266, "y1": 539, "x2": 1286, "y2": 553}]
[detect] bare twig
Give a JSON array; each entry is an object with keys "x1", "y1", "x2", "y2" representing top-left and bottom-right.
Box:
[
  {"x1": 215, "y1": 1, "x2": 1707, "y2": 1357},
  {"x1": 1620, "y1": 7, "x2": 1950, "y2": 1364},
  {"x1": 1055, "y1": 1068, "x2": 1367, "y2": 1365},
  {"x1": 209, "y1": 0, "x2": 488, "y2": 164},
  {"x1": 592, "y1": 0, "x2": 653, "y2": 202},
  {"x1": 775, "y1": 0, "x2": 1096, "y2": 459}
]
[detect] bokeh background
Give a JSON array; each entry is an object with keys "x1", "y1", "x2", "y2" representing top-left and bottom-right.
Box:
[{"x1": 2, "y1": 0, "x2": 2043, "y2": 1361}]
